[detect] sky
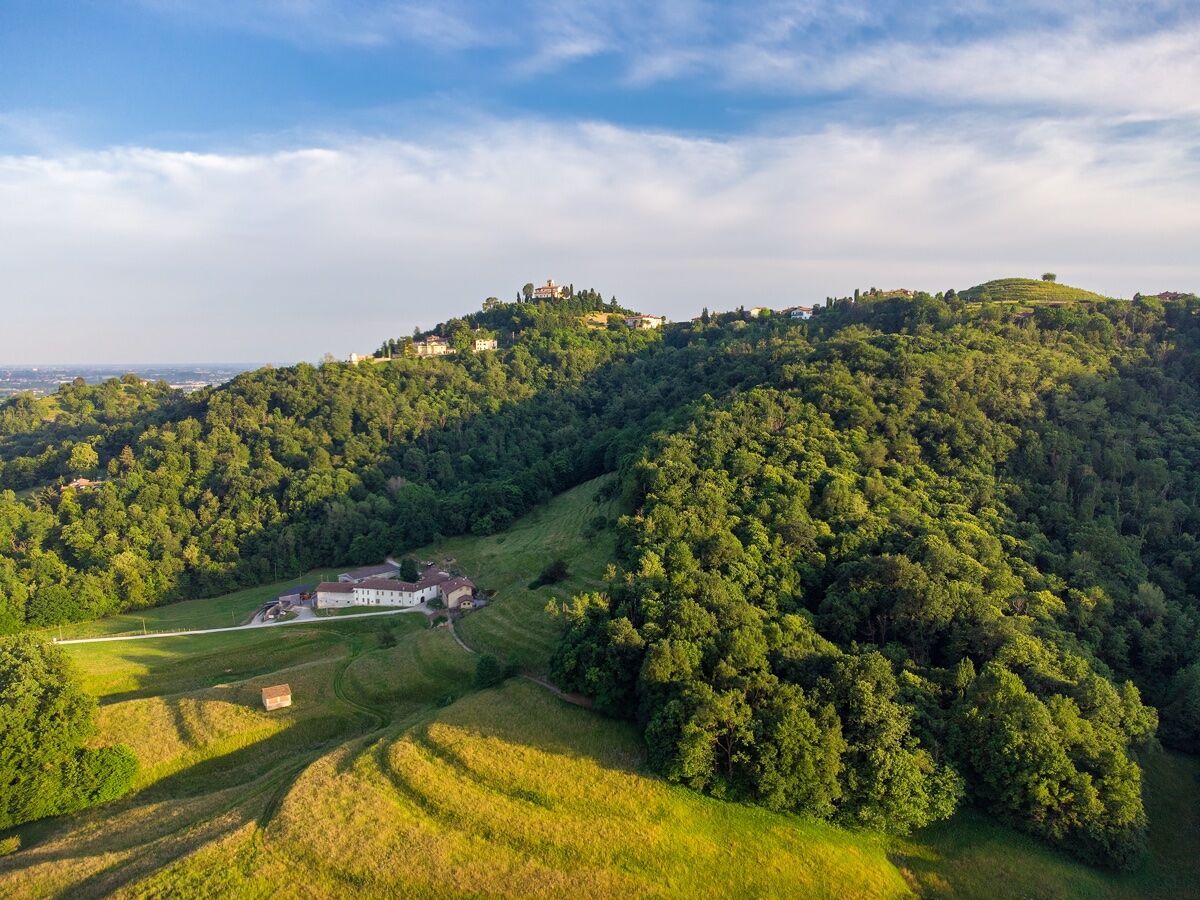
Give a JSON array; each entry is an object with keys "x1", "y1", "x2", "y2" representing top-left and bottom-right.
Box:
[{"x1": 1, "y1": 1, "x2": 1198, "y2": 364}]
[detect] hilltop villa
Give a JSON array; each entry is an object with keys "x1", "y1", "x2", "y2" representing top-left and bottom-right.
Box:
[
  {"x1": 62, "y1": 477, "x2": 103, "y2": 492},
  {"x1": 413, "y1": 336, "x2": 453, "y2": 357},
  {"x1": 533, "y1": 279, "x2": 570, "y2": 300},
  {"x1": 316, "y1": 564, "x2": 475, "y2": 610},
  {"x1": 473, "y1": 337, "x2": 498, "y2": 351},
  {"x1": 624, "y1": 314, "x2": 666, "y2": 330}
]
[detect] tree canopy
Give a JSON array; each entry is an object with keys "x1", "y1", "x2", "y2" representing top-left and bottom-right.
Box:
[{"x1": 0, "y1": 635, "x2": 136, "y2": 829}]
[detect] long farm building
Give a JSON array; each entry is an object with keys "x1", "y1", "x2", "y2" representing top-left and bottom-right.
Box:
[{"x1": 315, "y1": 564, "x2": 474, "y2": 610}]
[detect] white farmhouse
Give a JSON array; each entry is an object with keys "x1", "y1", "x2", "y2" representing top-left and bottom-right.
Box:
[{"x1": 315, "y1": 564, "x2": 475, "y2": 610}]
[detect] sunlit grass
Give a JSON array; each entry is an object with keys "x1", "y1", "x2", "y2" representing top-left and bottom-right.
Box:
[
  {"x1": 129, "y1": 681, "x2": 913, "y2": 898},
  {"x1": 960, "y1": 277, "x2": 1110, "y2": 305}
]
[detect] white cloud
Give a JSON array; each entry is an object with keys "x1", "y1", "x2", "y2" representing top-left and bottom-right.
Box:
[
  {"x1": 139, "y1": 0, "x2": 488, "y2": 49},
  {"x1": 134, "y1": 1, "x2": 1200, "y2": 121},
  {"x1": 1, "y1": 116, "x2": 1197, "y2": 363},
  {"x1": 720, "y1": 22, "x2": 1200, "y2": 120}
]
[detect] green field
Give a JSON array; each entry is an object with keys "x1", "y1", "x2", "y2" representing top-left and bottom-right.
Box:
[
  {"x1": 431, "y1": 474, "x2": 622, "y2": 669},
  {"x1": 959, "y1": 277, "x2": 1111, "y2": 304},
  {"x1": 42, "y1": 569, "x2": 341, "y2": 640},
  {"x1": 896, "y1": 751, "x2": 1200, "y2": 899},
  {"x1": 2, "y1": 475, "x2": 1197, "y2": 897}
]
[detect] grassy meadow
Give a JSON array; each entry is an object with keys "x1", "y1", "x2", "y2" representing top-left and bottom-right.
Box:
[
  {"x1": 2, "y1": 474, "x2": 1198, "y2": 897},
  {"x1": 429, "y1": 474, "x2": 622, "y2": 669},
  {"x1": 898, "y1": 751, "x2": 1200, "y2": 899},
  {"x1": 42, "y1": 568, "x2": 343, "y2": 640}
]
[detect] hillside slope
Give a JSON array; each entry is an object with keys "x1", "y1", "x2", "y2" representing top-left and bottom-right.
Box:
[
  {"x1": 2, "y1": 476, "x2": 1197, "y2": 897},
  {"x1": 959, "y1": 277, "x2": 1110, "y2": 303}
]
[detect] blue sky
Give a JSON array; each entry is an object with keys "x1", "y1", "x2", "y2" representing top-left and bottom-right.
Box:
[{"x1": 2, "y1": 1, "x2": 1198, "y2": 363}]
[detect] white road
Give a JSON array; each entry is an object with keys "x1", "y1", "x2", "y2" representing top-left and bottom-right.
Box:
[{"x1": 53, "y1": 605, "x2": 431, "y2": 645}]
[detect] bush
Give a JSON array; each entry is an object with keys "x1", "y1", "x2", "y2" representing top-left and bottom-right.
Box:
[
  {"x1": 74, "y1": 746, "x2": 138, "y2": 809},
  {"x1": 584, "y1": 514, "x2": 610, "y2": 537},
  {"x1": 530, "y1": 558, "x2": 569, "y2": 589}
]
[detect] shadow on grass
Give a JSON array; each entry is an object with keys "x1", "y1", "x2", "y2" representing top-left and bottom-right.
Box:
[
  {"x1": 91, "y1": 631, "x2": 349, "y2": 705},
  {"x1": 139, "y1": 714, "x2": 359, "y2": 802}
]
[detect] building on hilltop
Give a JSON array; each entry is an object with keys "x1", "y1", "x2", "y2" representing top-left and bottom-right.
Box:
[
  {"x1": 316, "y1": 563, "x2": 476, "y2": 610},
  {"x1": 624, "y1": 314, "x2": 666, "y2": 330},
  {"x1": 413, "y1": 336, "x2": 453, "y2": 357},
  {"x1": 473, "y1": 337, "x2": 498, "y2": 351},
  {"x1": 782, "y1": 305, "x2": 814, "y2": 320},
  {"x1": 748, "y1": 306, "x2": 770, "y2": 317},
  {"x1": 532, "y1": 279, "x2": 570, "y2": 300}
]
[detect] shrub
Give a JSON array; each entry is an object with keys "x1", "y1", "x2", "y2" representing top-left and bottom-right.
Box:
[{"x1": 530, "y1": 558, "x2": 569, "y2": 589}]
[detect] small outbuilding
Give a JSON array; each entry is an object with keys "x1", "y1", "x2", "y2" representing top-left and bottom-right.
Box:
[{"x1": 262, "y1": 684, "x2": 292, "y2": 711}]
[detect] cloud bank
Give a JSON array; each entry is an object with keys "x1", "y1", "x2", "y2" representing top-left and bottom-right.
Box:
[{"x1": 2, "y1": 117, "x2": 1197, "y2": 364}]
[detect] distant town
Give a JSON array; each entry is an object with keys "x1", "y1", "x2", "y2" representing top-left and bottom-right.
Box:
[{"x1": 0, "y1": 364, "x2": 256, "y2": 399}]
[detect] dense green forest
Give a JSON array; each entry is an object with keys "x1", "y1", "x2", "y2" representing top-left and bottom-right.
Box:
[
  {"x1": 551, "y1": 288, "x2": 1200, "y2": 868},
  {"x1": 3, "y1": 282, "x2": 1200, "y2": 867}
]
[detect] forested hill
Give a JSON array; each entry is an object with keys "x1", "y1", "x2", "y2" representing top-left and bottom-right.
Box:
[
  {"x1": 3, "y1": 283, "x2": 1200, "y2": 866},
  {"x1": 549, "y1": 287, "x2": 1200, "y2": 870}
]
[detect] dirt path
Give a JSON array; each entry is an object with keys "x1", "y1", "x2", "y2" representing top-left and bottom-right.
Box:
[{"x1": 447, "y1": 618, "x2": 476, "y2": 655}]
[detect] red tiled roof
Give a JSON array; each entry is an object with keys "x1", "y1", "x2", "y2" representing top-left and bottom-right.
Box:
[
  {"x1": 441, "y1": 576, "x2": 475, "y2": 592},
  {"x1": 262, "y1": 684, "x2": 291, "y2": 701},
  {"x1": 356, "y1": 578, "x2": 413, "y2": 591}
]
